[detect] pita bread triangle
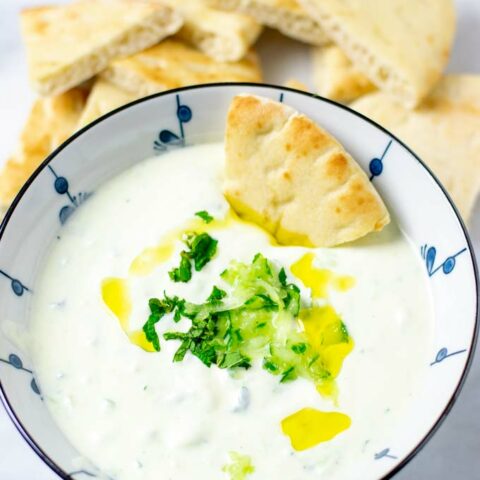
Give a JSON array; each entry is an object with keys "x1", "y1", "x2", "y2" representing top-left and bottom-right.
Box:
[
  {"x1": 161, "y1": 0, "x2": 262, "y2": 61},
  {"x1": 299, "y1": 0, "x2": 455, "y2": 107},
  {"x1": 20, "y1": 0, "x2": 183, "y2": 96},
  {"x1": 208, "y1": 0, "x2": 329, "y2": 46},
  {"x1": 101, "y1": 39, "x2": 262, "y2": 96},
  {"x1": 223, "y1": 94, "x2": 390, "y2": 247}
]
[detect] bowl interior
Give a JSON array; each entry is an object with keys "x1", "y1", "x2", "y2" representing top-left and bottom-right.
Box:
[{"x1": 0, "y1": 84, "x2": 477, "y2": 480}]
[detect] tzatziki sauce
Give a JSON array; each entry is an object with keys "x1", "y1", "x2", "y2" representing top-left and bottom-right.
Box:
[{"x1": 28, "y1": 143, "x2": 433, "y2": 480}]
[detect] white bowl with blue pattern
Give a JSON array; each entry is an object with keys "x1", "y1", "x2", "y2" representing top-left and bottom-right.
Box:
[{"x1": 0, "y1": 84, "x2": 477, "y2": 479}]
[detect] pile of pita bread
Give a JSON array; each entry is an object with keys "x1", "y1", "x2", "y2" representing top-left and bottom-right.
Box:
[{"x1": 3, "y1": 0, "x2": 479, "y2": 224}]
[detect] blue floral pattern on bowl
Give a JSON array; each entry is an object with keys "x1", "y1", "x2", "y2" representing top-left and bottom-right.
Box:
[
  {"x1": 430, "y1": 347, "x2": 467, "y2": 366},
  {"x1": 153, "y1": 94, "x2": 192, "y2": 152},
  {"x1": 48, "y1": 166, "x2": 91, "y2": 225},
  {"x1": 374, "y1": 448, "x2": 398, "y2": 460},
  {"x1": 421, "y1": 244, "x2": 467, "y2": 277},
  {"x1": 0, "y1": 270, "x2": 30, "y2": 296},
  {"x1": 369, "y1": 139, "x2": 392, "y2": 180},
  {"x1": 0, "y1": 354, "x2": 40, "y2": 395}
]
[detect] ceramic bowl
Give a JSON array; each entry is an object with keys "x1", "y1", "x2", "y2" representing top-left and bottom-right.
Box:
[{"x1": 0, "y1": 84, "x2": 477, "y2": 480}]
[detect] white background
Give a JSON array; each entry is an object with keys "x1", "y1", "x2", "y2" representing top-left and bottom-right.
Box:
[{"x1": 0, "y1": 0, "x2": 479, "y2": 478}]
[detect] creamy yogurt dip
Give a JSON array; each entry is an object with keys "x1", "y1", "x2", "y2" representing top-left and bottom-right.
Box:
[{"x1": 29, "y1": 143, "x2": 433, "y2": 480}]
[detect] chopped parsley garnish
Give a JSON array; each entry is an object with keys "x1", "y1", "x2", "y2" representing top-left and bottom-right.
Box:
[
  {"x1": 161, "y1": 285, "x2": 252, "y2": 369},
  {"x1": 188, "y1": 232, "x2": 218, "y2": 271},
  {"x1": 195, "y1": 210, "x2": 214, "y2": 223},
  {"x1": 142, "y1": 253, "x2": 352, "y2": 388},
  {"x1": 142, "y1": 295, "x2": 184, "y2": 351},
  {"x1": 168, "y1": 252, "x2": 191, "y2": 283},
  {"x1": 168, "y1": 232, "x2": 218, "y2": 283}
]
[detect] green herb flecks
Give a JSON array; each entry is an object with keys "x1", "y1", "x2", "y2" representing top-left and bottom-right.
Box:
[
  {"x1": 187, "y1": 232, "x2": 218, "y2": 271},
  {"x1": 162, "y1": 284, "x2": 252, "y2": 369},
  {"x1": 144, "y1": 253, "x2": 353, "y2": 389},
  {"x1": 280, "y1": 366, "x2": 297, "y2": 383},
  {"x1": 222, "y1": 451, "x2": 254, "y2": 480},
  {"x1": 207, "y1": 286, "x2": 227, "y2": 304},
  {"x1": 169, "y1": 232, "x2": 218, "y2": 283},
  {"x1": 142, "y1": 295, "x2": 184, "y2": 351},
  {"x1": 291, "y1": 342, "x2": 307, "y2": 354},
  {"x1": 195, "y1": 210, "x2": 214, "y2": 223},
  {"x1": 168, "y1": 252, "x2": 192, "y2": 283}
]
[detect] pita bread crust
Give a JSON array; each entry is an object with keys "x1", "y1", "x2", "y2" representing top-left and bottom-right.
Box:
[
  {"x1": 224, "y1": 94, "x2": 390, "y2": 247},
  {"x1": 300, "y1": 0, "x2": 455, "y2": 107},
  {"x1": 0, "y1": 89, "x2": 87, "y2": 208},
  {"x1": 313, "y1": 45, "x2": 375, "y2": 102},
  {"x1": 352, "y1": 75, "x2": 480, "y2": 221},
  {"x1": 20, "y1": 0, "x2": 183, "y2": 96},
  {"x1": 161, "y1": 0, "x2": 262, "y2": 61},
  {"x1": 284, "y1": 79, "x2": 309, "y2": 91},
  {"x1": 208, "y1": 0, "x2": 329, "y2": 45},
  {"x1": 101, "y1": 39, "x2": 262, "y2": 96},
  {"x1": 77, "y1": 78, "x2": 140, "y2": 128}
]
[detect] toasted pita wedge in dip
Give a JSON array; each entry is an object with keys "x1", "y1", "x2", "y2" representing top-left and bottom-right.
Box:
[{"x1": 224, "y1": 94, "x2": 390, "y2": 247}]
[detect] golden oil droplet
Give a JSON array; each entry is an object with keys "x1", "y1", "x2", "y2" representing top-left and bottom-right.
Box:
[{"x1": 281, "y1": 407, "x2": 351, "y2": 451}]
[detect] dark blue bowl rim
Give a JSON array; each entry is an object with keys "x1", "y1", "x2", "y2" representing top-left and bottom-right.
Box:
[{"x1": 0, "y1": 82, "x2": 477, "y2": 480}]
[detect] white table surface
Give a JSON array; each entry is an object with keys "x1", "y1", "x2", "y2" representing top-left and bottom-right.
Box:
[{"x1": 0, "y1": 1, "x2": 479, "y2": 478}]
